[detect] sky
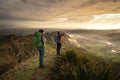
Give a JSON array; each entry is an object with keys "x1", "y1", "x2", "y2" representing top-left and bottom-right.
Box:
[{"x1": 0, "y1": 0, "x2": 120, "y2": 30}]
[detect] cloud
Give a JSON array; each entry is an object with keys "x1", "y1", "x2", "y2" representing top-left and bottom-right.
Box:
[
  {"x1": 89, "y1": 13, "x2": 120, "y2": 23},
  {"x1": 0, "y1": 0, "x2": 64, "y2": 21},
  {"x1": 0, "y1": 24, "x2": 13, "y2": 28},
  {"x1": 0, "y1": 0, "x2": 120, "y2": 30},
  {"x1": 0, "y1": 0, "x2": 87, "y2": 21}
]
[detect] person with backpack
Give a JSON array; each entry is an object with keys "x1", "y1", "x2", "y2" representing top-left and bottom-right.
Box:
[
  {"x1": 54, "y1": 31, "x2": 64, "y2": 55},
  {"x1": 33, "y1": 29, "x2": 45, "y2": 68}
]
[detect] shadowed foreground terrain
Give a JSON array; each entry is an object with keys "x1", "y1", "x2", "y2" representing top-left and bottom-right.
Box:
[
  {"x1": 0, "y1": 29, "x2": 120, "y2": 80},
  {"x1": 0, "y1": 32, "x2": 73, "y2": 77}
]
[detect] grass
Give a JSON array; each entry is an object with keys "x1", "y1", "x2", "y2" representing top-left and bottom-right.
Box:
[
  {"x1": 0, "y1": 55, "x2": 39, "y2": 80},
  {"x1": 50, "y1": 50, "x2": 120, "y2": 80},
  {"x1": 0, "y1": 38, "x2": 57, "y2": 80},
  {"x1": 0, "y1": 35, "x2": 38, "y2": 75},
  {"x1": 0, "y1": 32, "x2": 73, "y2": 79}
]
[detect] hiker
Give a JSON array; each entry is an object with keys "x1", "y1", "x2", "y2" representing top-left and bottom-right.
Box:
[
  {"x1": 54, "y1": 31, "x2": 65, "y2": 55},
  {"x1": 33, "y1": 29, "x2": 45, "y2": 68}
]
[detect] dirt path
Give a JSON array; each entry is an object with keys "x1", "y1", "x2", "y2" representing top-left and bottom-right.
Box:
[{"x1": 31, "y1": 52, "x2": 57, "y2": 80}]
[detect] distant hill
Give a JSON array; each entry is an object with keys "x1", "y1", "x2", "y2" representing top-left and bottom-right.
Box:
[
  {"x1": 0, "y1": 28, "x2": 67, "y2": 35},
  {"x1": 66, "y1": 29, "x2": 120, "y2": 34}
]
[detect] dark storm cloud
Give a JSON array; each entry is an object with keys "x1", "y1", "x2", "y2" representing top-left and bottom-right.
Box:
[
  {"x1": 20, "y1": 0, "x2": 64, "y2": 4},
  {"x1": 0, "y1": 24, "x2": 14, "y2": 28},
  {"x1": 20, "y1": 0, "x2": 27, "y2": 3},
  {"x1": 1, "y1": 0, "x2": 120, "y2": 21},
  {"x1": 0, "y1": 0, "x2": 71, "y2": 21},
  {"x1": 0, "y1": 12, "x2": 30, "y2": 21},
  {"x1": 0, "y1": 0, "x2": 100, "y2": 21}
]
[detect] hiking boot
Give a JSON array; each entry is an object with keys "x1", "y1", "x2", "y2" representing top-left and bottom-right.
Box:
[
  {"x1": 57, "y1": 53, "x2": 60, "y2": 55},
  {"x1": 39, "y1": 65, "x2": 45, "y2": 69}
]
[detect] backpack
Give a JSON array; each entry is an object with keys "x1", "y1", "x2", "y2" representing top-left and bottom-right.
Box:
[
  {"x1": 54, "y1": 34, "x2": 59, "y2": 43},
  {"x1": 33, "y1": 32, "x2": 43, "y2": 48}
]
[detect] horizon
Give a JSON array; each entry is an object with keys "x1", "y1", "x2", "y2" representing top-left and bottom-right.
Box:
[{"x1": 0, "y1": 27, "x2": 120, "y2": 36}]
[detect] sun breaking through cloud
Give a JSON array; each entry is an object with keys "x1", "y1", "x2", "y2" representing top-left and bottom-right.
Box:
[{"x1": 0, "y1": 0, "x2": 120, "y2": 29}]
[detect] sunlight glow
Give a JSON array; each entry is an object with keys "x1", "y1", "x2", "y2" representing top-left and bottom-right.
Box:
[
  {"x1": 53, "y1": 18, "x2": 68, "y2": 22},
  {"x1": 1, "y1": 13, "x2": 120, "y2": 30},
  {"x1": 93, "y1": 13, "x2": 120, "y2": 20},
  {"x1": 82, "y1": 23, "x2": 120, "y2": 30},
  {"x1": 68, "y1": 38, "x2": 80, "y2": 47}
]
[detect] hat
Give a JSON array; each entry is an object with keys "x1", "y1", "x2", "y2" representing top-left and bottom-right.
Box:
[{"x1": 39, "y1": 29, "x2": 44, "y2": 33}]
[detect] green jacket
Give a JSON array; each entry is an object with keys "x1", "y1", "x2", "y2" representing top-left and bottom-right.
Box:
[{"x1": 33, "y1": 32, "x2": 44, "y2": 48}]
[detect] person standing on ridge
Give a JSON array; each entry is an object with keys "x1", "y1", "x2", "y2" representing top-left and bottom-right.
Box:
[
  {"x1": 54, "y1": 31, "x2": 64, "y2": 55},
  {"x1": 33, "y1": 29, "x2": 45, "y2": 68}
]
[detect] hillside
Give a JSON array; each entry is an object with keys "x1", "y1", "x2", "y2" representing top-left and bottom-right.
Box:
[
  {"x1": 0, "y1": 30, "x2": 120, "y2": 80},
  {"x1": 66, "y1": 29, "x2": 120, "y2": 62},
  {"x1": 0, "y1": 34, "x2": 37, "y2": 75},
  {"x1": 0, "y1": 32, "x2": 78, "y2": 75},
  {"x1": 50, "y1": 50, "x2": 120, "y2": 80}
]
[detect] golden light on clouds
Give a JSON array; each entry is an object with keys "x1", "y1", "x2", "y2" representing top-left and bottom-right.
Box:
[
  {"x1": 53, "y1": 18, "x2": 68, "y2": 22},
  {"x1": 0, "y1": 0, "x2": 120, "y2": 29}
]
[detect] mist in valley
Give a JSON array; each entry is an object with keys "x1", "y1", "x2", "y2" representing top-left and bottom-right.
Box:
[{"x1": 67, "y1": 29, "x2": 120, "y2": 62}]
